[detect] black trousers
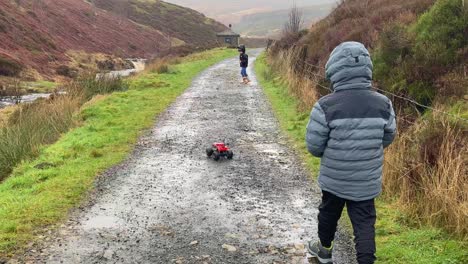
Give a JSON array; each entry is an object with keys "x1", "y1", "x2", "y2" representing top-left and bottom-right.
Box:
[{"x1": 318, "y1": 191, "x2": 377, "y2": 264}]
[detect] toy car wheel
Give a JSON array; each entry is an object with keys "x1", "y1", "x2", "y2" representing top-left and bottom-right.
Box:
[
  {"x1": 213, "y1": 151, "x2": 221, "y2": 161},
  {"x1": 227, "y1": 150, "x2": 234, "y2": 160},
  {"x1": 206, "y1": 147, "x2": 214, "y2": 157}
]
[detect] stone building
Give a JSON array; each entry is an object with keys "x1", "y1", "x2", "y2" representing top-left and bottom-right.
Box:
[{"x1": 216, "y1": 24, "x2": 240, "y2": 48}]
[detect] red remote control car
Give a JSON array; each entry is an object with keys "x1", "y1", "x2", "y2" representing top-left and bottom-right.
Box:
[{"x1": 206, "y1": 142, "x2": 234, "y2": 161}]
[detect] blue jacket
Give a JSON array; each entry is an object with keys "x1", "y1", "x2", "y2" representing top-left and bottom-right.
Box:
[{"x1": 306, "y1": 42, "x2": 397, "y2": 201}]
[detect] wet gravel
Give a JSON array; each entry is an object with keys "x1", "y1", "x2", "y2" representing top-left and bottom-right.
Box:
[{"x1": 11, "y1": 51, "x2": 356, "y2": 264}]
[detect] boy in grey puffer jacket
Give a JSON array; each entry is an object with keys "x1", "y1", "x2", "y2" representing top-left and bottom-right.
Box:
[{"x1": 306, "y1": 42, "x2": 396, "y2": 264}]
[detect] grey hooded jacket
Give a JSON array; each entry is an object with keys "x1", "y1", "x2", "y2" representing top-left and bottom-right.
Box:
[{"x1": 306, "y1": 42, "x2": 397, "y2": 201}]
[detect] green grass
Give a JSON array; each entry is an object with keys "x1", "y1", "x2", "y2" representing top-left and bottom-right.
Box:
[
  {"x1": 253, "y1": 55, "x2": 320, "y2": 173},
  {"x1": 23, "y1": 81, "x2": 57, "y2": 93},
  {"x1": 255, "y1": 53, "x2": 468, "y2": 264},
  {"x1": 0, "y1": 48, "x2": 235, "y2": 258},
  {"x1": 374, "y1": 202, "x2": 467, "y2": 263}
]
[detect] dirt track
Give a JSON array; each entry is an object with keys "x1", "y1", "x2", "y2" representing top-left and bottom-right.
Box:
[{"x1": 15, "y1": 51, "x2": 356, "y2": 264}]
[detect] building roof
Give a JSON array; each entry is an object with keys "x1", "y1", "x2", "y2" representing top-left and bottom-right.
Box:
[{"x1": 217, "y1": 29, "x2": 240, "y2": 37}]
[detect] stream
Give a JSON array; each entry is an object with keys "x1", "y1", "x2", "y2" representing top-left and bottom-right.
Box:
[
  {"x1": 0, "y1": 59, "x2": 146, "y2": 109},
  {"x1": 0, "y1": 93, "x2": 53, "y2": 108},
  {"x1": 96, "y1": 59, "x2": 146, "y2": 79}
]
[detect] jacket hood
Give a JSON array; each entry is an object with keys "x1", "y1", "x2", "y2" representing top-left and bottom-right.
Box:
[{"x1": 325, "y1": 41, "x2": 373, "y2": 91}]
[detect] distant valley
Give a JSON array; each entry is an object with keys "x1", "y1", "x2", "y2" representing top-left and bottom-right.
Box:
[
  {"x1": 165, "y1": 0, "x2": 336, "y2": 25},
  {"x1": 232, "y1": 4, "x2": 334, "y2": 38}
]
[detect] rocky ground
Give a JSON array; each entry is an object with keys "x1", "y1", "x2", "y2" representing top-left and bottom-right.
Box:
[{"x1": 11, "y1": 51, "x2": 356, "y2": 264}]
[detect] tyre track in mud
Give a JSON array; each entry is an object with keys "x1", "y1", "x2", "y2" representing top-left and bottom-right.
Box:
[{"x1": 14, "y1": 50, "x2": 356, "y2": 264}]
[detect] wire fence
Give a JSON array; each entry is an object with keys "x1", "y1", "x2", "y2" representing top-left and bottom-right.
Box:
[{"x1": 286, "y1": 59, "x2": 468, "y2": 123}]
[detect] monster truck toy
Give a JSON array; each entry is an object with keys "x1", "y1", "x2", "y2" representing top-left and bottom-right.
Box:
[{"x1": 206, "y1": 142, "x2": 234, "y2": 161}]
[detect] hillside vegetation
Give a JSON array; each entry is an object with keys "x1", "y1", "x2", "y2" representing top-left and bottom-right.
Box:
[
  {"x1": 92, "y1": 0, "x2": 227, "y2": 47},
  {"x1": 0, "y1": 0, "x2": 227, "y2": 79},
  {"x1": 266, "y1": 0, "x2": 467, "y2": 246}
]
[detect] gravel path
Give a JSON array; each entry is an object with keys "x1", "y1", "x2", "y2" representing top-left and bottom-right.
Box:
[{"x1": 14, "y1": 51, "x2": 356, "y2": 264}]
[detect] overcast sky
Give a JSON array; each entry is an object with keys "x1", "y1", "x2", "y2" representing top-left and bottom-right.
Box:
[{"x1": 165, "y1": 0, "x2": 337, "y2": 22}]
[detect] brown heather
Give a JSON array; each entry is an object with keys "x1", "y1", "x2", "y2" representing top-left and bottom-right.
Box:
[{"x1": 383, "y1": 109, "x2": 467, "y2": 238}]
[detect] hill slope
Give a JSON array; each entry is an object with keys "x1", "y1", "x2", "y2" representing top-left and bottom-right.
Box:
[
  {"x1": 91, "y1": 0, "x2": 227, "y2": 48},
  {"x1": 0, "y1": 0, "x2": 227, "y2": 78}
]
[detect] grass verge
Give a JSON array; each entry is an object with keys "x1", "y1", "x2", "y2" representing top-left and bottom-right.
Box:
[
  {"x1": 255, "y1": 53, "x2": 467, "y2": 264},
  {"x1": 0, "y1": 48, "x2": 235, "y2": 258},
  {"x1": 23, "y1": 81, "x2": 57, "y2": 93},
  {"x1": 0, "y1": 76, "x2": 129, "y2": 182}
]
